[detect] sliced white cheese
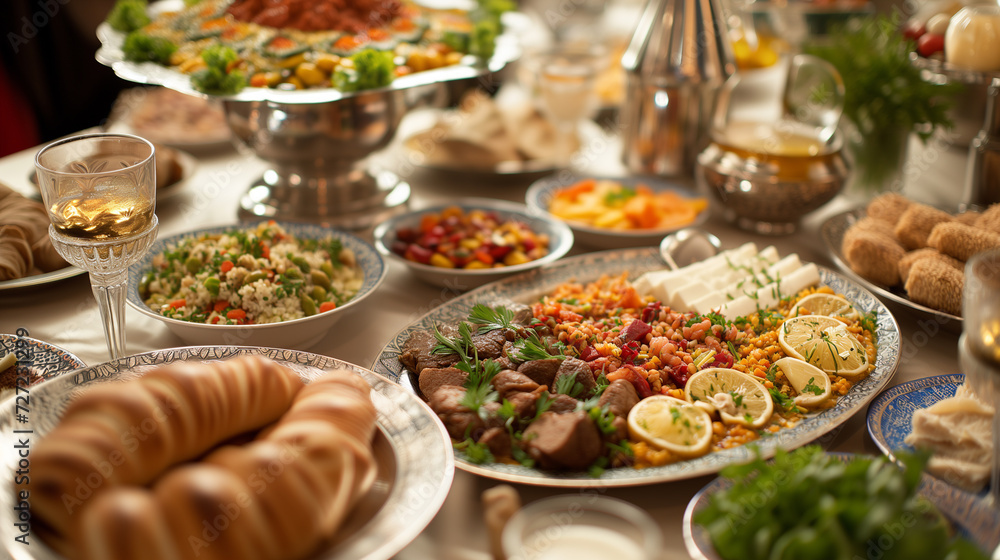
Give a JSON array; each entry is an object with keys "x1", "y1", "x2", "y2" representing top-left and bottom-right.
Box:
[
  {"x1": 717, "y1": 263, "x2": 821, "y2": 319},
  {"x1": 639, "y1": 243, "x2": 757, "y2": 287},
  {"x1": 665, "y1": 244, "x2": 772, "y2": 310}
]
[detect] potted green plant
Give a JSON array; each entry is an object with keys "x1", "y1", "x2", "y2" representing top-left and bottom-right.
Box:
[{"x1": 805, "y1": 15, "x2": 959, "y2": 197}]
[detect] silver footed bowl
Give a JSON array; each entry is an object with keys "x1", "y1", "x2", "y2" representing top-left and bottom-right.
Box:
[
  {"x1": 224, "y1": 84, "x2": 446, "y2": 229},
  {"x1": 696, "y1": 131, "x2": 849, "y2": 235},
  {"x1": 94, "y1": 1, "x2": 525, "y2": 228}
]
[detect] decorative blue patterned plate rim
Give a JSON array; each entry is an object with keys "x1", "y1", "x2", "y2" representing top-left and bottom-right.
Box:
[
  {"x1": 0, "y1": 345, "x2": 453, "y2": 560},
  {"x1": 125, "y1": 221, "x2": 386, "y2": 331},
  {"x1": 0, "y1": 332, "x2": 86, "y2": 390},
  {"x1": 682, "y1": 451, "x2": 1000, "y2": 559},
  {"x1": 866, "y1": 373, "x2": 986, "y2": 492},
  {"x1": 370, "y1": 247, "x2": 902, "y2": 487}
]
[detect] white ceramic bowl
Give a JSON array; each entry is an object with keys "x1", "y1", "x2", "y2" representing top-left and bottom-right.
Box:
[
  {"x1": 127, "y1": 222, "x2": 386, "y2": 349},
  {"x1": 372, "y1": 198, "x2": 574, "y2": 290},
  {"x1": 525, "y1": 174, "x2": 709, "y2": 249}
]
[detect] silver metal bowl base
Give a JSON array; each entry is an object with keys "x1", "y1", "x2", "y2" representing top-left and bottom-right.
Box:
[{"x1": 237, "y1": 166, "x2": 411, "y2": 230}]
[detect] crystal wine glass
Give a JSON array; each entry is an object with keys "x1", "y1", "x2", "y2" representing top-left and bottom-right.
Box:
[
  {"x1": 533, "y1": 44, "x2": 605, "y2": 164},
  {"x1": 35, "y1": 133, "x2": 159, "y2": 360}
]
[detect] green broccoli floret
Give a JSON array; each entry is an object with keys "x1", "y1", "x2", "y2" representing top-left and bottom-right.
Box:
[
  {"x1": 122, "y1": 31, "x2": 176, "y2": 64},
  {"x1": 183, "y1": 0, "x2": 203, "y2": 6},
  {"x1": 189, "y1": 45, "x2": 247, "y2": 95},
  {"x1": 469, "y1": 18, "x2": 499, "y2": 60},
  {"x1": 333, "y1": 49, "x2": 395, "y2": 92},
  {"x1": 107, "y1": 0, "x2": 150, "y2": 33},
  {"x1": 477, "y1": 0, "x2": 514, "y2": 21},
  {"x1": 441, "y1": 30, "x2": 470, "y2": 53}
]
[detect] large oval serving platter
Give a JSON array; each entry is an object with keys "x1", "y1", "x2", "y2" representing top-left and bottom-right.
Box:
[
  {"x1": 0, "y1": 346, "x2": 453, "y2": 560},
  {"x1": 682, "y1": 452, "x2": 1000, "y2": 559},
  {"x1": 371, "y1": 247, "x2": 902, "y2": 487}
]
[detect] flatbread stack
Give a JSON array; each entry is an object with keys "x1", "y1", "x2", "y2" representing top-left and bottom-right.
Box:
[
  {"x1": 0, "y1": 182, "x2": 67, "y2": 281},
  {"x1": 406, "y1": 90, "x2": 580, "y2": 170}
]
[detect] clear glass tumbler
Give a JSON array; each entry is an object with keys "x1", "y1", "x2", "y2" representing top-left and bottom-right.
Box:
[
  {"x1": 960, "y1": 248, "x2": 1000, "y2": 507},
  {"x1": 35, "y1": 133, "x2": 159, "y2": 360}
]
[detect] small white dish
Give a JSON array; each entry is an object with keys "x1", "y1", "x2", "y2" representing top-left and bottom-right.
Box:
[{"x1": 373, "y1": 198, "x2": 573, "y2": 291}]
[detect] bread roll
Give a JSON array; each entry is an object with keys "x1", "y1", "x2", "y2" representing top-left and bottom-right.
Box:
[
  {"x1": 28, "y1": 357, "x2": 305, "y2": 548},
  {"x1": 35, "y1": 361, "x2": 377, "y2": 560}
]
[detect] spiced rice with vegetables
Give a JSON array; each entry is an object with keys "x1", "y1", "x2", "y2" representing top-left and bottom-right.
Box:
[{"x1": 140, "y1": 221, "x2": 362, "y2": 325}]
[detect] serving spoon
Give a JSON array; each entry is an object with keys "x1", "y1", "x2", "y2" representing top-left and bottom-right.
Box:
[{"x1": 658, "y1": 228, "x2": 722, "y2": 271}]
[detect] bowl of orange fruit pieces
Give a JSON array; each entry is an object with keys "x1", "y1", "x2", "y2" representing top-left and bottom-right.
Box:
[{"x1": 526, "y1": 175, "x2": 709, "y2": 249}]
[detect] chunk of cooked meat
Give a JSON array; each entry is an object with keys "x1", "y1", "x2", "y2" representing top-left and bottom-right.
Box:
[
  {"x1": 479, "y1": 427, "x2": 511, "y2": 459},
  {"x1": 508, "y1": 386, "x2": 545, "y2": 419},
  {"x1": 400, "y1": 327, "x2": 460, "y2": 375},
  {"x1": 428, "y1": 385, "x2": 484, "y2": 440},
  {"x1": 418, "y1": 366, "x2": 468, "y2": 400},
  {"x1": 516, "y1": 359, "x2": 561, "y2": 387},
  {"x1": 547, "y1": 393, "x2": 579, "y2": 414},
  {"x1": 599, "y1": 379, "x2": 640, "y2": 419},
  {"x1": 492, "y1": 369, "x2": 540, "y2": 400},
  {"x1": 471, "y1": 328, "x2": 506, "y2": 360},
  {"x1": 553, "y1": 357, "x2": 596, "y2": 396},
  {"x1": 523, "y1": 411, "x2": 602, "y2": 470}
]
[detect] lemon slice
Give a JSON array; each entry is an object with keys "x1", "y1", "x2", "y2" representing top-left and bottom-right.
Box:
[
  {"x1": 627, "y1": 396, "x2": 713, "y2": 458},
  {"x1": 773, "y1": 357, "x2": 832, "y2": 408},
  {"x1": 684, "y1": 368, "x2": 774, "y2": 429},
  {"x1": 778, "y1": 315, "x2": 869, "y2": 377},
  {"x1": 790, "y1": 293, "x2": 859, "y2": 321}
]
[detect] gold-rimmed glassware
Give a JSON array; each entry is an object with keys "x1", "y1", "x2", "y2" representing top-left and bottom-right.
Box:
[{"x1": 34, "y1": 133, "x2": 159, "y2": 360}]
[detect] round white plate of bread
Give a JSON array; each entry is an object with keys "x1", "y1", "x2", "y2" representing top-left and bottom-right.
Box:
[{"x1": 0, "y1": 346, "x2": 453, "y2": 560}]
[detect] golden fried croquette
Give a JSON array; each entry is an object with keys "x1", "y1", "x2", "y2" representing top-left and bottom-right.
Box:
[
  {"x1": 974, "y1": 204, "x2": 1000, "y2": 235},
  {"x1": 851, "y1": 216, "x2": 898, "y2": 240},
  {"x1": 843, "y1": 228, "x2": 906, "y2": 286},
  {"x1": 894, "y1": 204, "x2": 954, "y2": 250},
  {"x1": 866, "y1": 193, "x2": 912, "y2": 225},
  {"x1": 927, "y1": 222, "x2": 1000, "y2": 261},
  {"x1": 955, "y1": 211, "x2": 981, "y2": 226},
  {"x1": 898, "y1": 248, "x2": 964, "y2": 284},
  {"x1": 905, "y1": 258, "x2": 964, "y2": 316}
]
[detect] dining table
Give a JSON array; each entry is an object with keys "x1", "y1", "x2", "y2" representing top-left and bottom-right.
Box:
[{"x1": 0, "y1": 92, "x2": 980, "y2": 559}]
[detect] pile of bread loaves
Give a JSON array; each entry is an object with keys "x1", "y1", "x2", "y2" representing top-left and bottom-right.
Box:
[
  {"x1": 842, "y1": 193, "x2": 1000, "y2": 316},
  {"x1": 23, "y1": 356, "x2": 377, "y2": 560},
  {"x1": 0, "y1": 183, "x2": 67, "y2": 281}
]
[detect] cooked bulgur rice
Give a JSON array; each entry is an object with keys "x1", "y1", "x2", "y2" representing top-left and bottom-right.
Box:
[{"x1": 141, "y1": 222, "x2": 363, "y2": 325}]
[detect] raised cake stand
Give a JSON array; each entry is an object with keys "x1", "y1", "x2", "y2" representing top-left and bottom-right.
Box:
[{"x1": 95, "y1": 1, "x2": 522, "y2": 228}]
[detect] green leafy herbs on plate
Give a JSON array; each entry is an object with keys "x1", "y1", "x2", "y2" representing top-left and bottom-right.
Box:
[
  {"x1": 694, "y1": 445, "x2": 988, "y2": 560},
  {"x1": 190, "y1": 45, "x2": 248, "y2": 95},
  {"x1": 106, "y1": 0, "x2": 150, "y2": 33},
  {"x1": 122, "y1": 31, "x2": 177, "y2": 65}
]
